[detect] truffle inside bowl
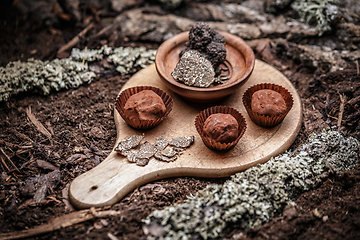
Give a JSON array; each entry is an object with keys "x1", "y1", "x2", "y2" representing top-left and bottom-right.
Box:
[{"x1": 155, "y1": 31, "x2": 255, "y2": 103}]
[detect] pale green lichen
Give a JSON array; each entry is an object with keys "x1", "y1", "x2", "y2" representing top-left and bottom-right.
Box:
[
  {"x1": 143, "y1": 128, "x2": 359, "y2": 239},
  {"x1": 0, "y1": 58, "x2": 95, "y2": 102},
  {"x1": 71, "y1": 45, "x2": 156, "y2": 74},
  {"x1": 291, "y1": 0, "x2": 339, "y2": 36},
  {"x1": 0, "y1": 46, "x2": 156, "y2": 102},
  {"x1": 71, "y1": 45, "x2": 113, "y2": 62},
  {"x1": 108, "y1": 46, "x2": 156, "y2": 74}
]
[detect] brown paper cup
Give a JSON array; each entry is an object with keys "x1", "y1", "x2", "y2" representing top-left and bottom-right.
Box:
[
  {"x1": 242, "y1": 83, "x2": 293, "y2": 127},
  {"x1": 115, "y1": 86, "x2": 173, "y2": 129},
  {"x1": 195, "y1": 106, "x2": 247, "y2": 151}
]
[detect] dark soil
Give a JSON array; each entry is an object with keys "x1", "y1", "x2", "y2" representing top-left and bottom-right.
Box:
[{"x1": 1, "y1": 1, "x2": 360, "y2": 240}]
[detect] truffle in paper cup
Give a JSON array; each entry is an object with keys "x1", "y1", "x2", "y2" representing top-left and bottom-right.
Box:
[
  {"x1": 242, "y1": 83, "x2": 293, "y2": 128},
  {"x1": 115, "y1": 86, "x2": 173, "y2": 129},
  {"x1": 195, "y1": 106, "x2": 247, "y2": 151}
]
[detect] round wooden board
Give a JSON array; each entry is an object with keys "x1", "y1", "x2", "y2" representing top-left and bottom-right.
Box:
[{"x1": 69, "y1": 60, "x2": 302, "y2": 209}]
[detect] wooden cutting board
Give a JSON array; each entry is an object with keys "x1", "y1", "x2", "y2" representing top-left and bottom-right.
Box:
[{"x1": 69, "y1": 60, "x2": 302, "y2": 209}]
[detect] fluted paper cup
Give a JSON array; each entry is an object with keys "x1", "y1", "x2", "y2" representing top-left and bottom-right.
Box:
[
  {"x1": 195, "y1": 105, "x2": 246, "y2": 151},
  {"x1": 242, "y1": 83, "x2": 293, "y2": 127},
  {"x1": 115, "y1": 86, "x2": 173, "y2": 129}
]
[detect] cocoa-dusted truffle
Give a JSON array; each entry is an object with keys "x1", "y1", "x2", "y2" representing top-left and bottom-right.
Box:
[
  {"x1": 124, "y1": 90, "x2": 166, "y2": 121},
  {"x1": 203, "y1": 113, "x2": 238, "y2": 143},
  {"x1": 251, "y1": 89, "x2": 286, "y2": 115}
]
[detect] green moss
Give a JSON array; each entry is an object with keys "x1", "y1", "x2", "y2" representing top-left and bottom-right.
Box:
[{"x1": 143, "y1": 128, "x2": 359, "y2": 239}]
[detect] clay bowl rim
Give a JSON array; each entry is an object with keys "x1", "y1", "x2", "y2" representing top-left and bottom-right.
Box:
[{"x1": 155, "y1": 31, "x2": 255, "y2": 94}]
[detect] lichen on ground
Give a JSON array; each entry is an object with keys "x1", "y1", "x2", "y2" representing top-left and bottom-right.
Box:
[
  {"x1": 0, "y1": 46, "x2": 156, "y2": 102},
  {"x1": 108, "y1": 46, "x2": 156, "y2": 74},
  {"x1": 291, "y1": 0, "x2": 339, "y2": 36},
  {"x1": 0, "y1": 58, "x2": 95, "y2": 102},
  {"x1": 71, "y1": 45, "x2": 113, "y2": 62},
  {"x1": 143, "y1": 128, "x2": 359, "y2": 239},
  {"x1": 71, "y1": 45, "x2": 156, "y2": 74}
]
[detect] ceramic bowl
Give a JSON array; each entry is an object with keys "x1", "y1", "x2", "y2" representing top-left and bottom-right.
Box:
[{"x1": 155, "y1": 31, "x2": 255, "y2": 103}]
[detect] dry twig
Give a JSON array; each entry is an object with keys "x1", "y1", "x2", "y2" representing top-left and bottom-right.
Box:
[
  {"x1": 0, "y1": 147, "x2": 20, "y2": 172},
  {"x1": 26, "y1": 106, "x2": 52, "y2": 140},
  {"x1": 20, "y1": 156, "x2": 36, "y2": 169},
  {"x1": 107, "y1": 232, "x2": 120, "y2": 240},
  {"x1": 89, "y1": 23, "x2": 115, "y2": 39},
  {"x1": 0, "y1": 155, "x2": 10, "y2": 171},
  {"x1": 347, "y1": 95, "x2": 360, "y2": 106},
  {"x1": 0, "y1": 208, "x2": 122, "y2": 240},
  {"x1": 338, "y1": 93, "x2": 347, "y2": 128},
  {"x1": 12, "y1": 130, "x2": 33, "y2": 142},
  {"x1": 0, "y1": 139, "x2": 19, "y2": 149},
  {"x1": 57, "y1": 22, "x2": 94, "y2": 57}
]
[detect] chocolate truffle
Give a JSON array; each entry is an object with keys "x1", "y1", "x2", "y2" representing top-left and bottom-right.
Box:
[
  {"x1": 251, "y1": 89, "x2": 286, "y2": 116},
  {"x1": 124, "y1": 90, "x2": 166, "y2": 121},
  {"x1": 203, "y1": 113, "x2": 238, "y2": 143}
]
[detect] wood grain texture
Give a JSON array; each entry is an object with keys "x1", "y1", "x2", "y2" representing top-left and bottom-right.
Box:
[{"x1": 69, "y1": 60, "x2": 302, "y2": 209}]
